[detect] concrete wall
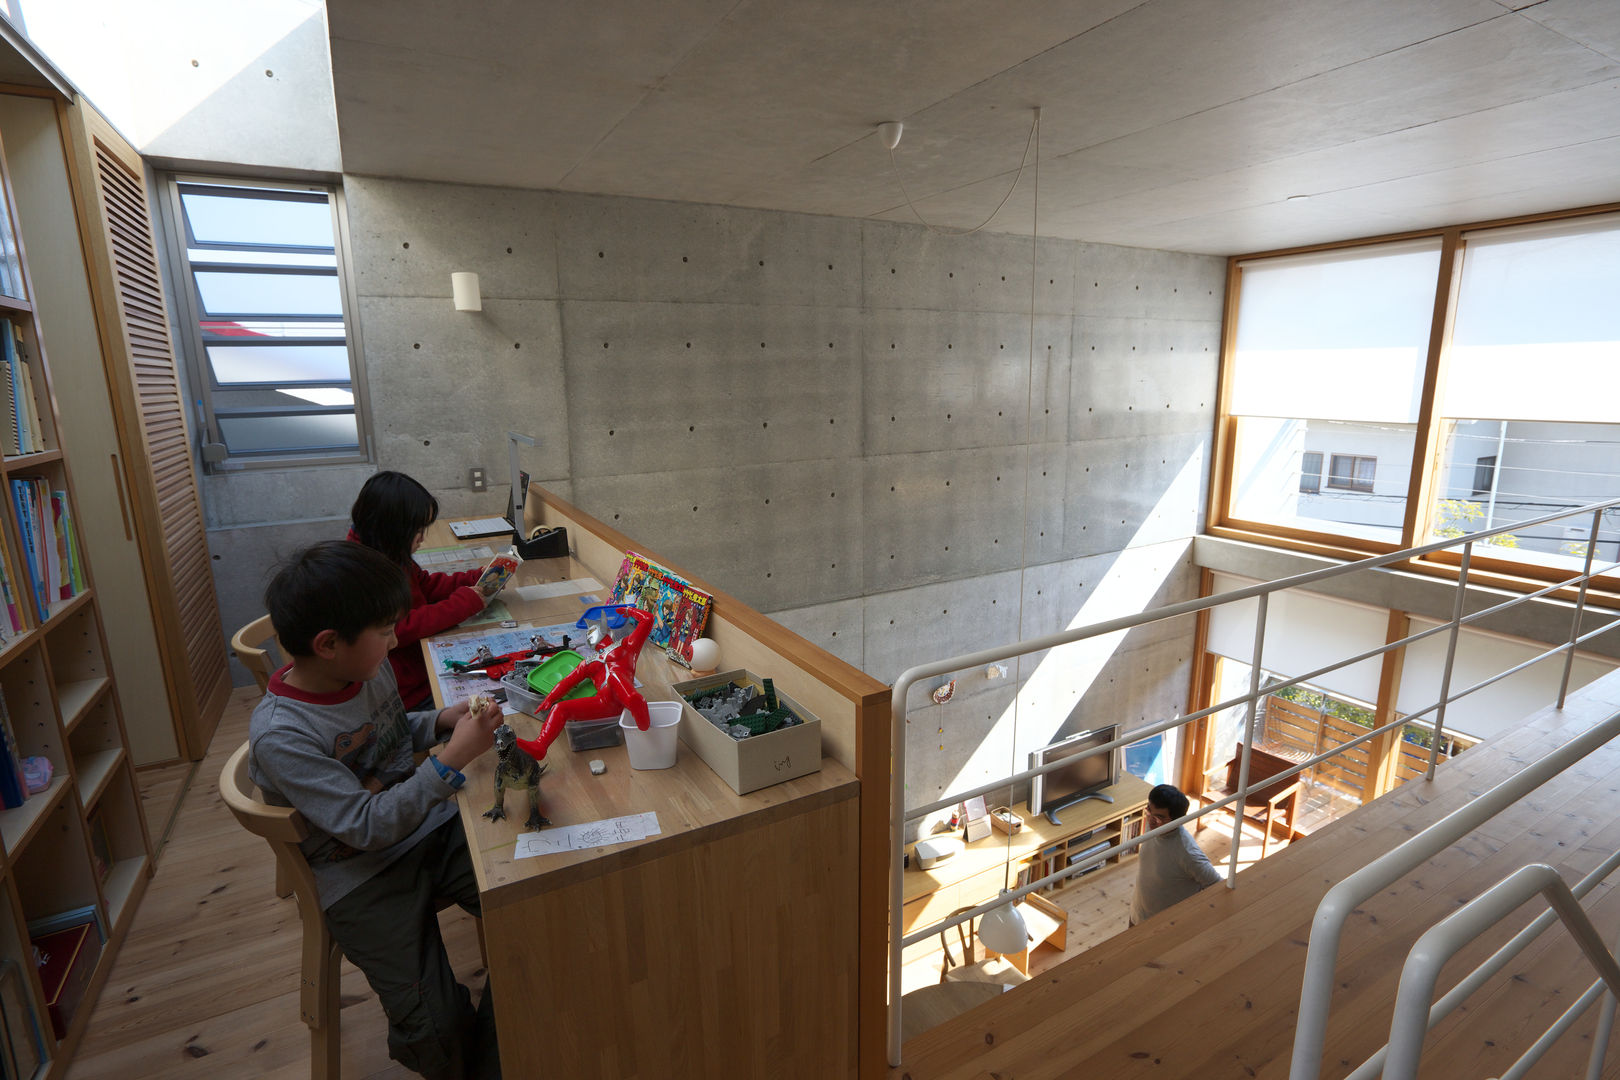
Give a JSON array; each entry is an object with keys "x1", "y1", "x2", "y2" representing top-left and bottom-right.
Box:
[{"x1": 204, "y1": 179, "x2": 1226, "y2": 810}]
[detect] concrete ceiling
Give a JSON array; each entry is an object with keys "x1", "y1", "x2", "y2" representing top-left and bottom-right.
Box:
[{"x1": 326, "y1": 0, "x2": 1620, "y2": 256}]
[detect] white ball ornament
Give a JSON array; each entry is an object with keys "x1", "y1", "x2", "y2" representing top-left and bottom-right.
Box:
[{"x1": 688, "y1": 637, "x2": 720, "y2": 674}]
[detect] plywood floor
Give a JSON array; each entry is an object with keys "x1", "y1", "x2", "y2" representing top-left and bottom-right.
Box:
[
  {"x1": 66, "y1": 687, "x2": 485, "y2": 1080},
  {"x1": 894, "y1": 671, "x2": 1620, "y2": 1080}
]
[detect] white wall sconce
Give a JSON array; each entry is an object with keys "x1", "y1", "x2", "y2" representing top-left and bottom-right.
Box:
[{"x1": 452, "y1": 271, "x2": 481, "y2": 311}]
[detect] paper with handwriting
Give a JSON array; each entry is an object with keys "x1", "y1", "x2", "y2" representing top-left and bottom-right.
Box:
[{"x1": 513, "y1": 812, "x2": 661, "y2": 858}]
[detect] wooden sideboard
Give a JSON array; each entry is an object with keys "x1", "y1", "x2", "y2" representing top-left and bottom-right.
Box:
[{"x1": 901, "y1": 774, "x2": 1152, "y2": 942}]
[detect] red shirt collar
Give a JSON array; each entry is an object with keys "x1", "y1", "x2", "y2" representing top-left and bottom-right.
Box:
[{"x1": 267, "y1": 663, "x2": 364, "y2": 705}]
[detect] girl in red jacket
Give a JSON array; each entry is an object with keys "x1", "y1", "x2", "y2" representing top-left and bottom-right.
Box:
[{"x1": 348, "y1": 471, "x2": 496, "y2": 708}]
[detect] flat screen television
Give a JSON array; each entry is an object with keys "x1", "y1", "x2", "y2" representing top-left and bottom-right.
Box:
[{"x1": 1029, "y1": 725, "x2": 1120, "y2": 826}]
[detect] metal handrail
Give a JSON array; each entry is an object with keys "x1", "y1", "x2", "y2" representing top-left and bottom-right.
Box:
[
  {"x1": 1288, "y1": 707, "x2": 1620, "y2": 1079},
  {"x1": 887, "y1": 495, "x2": 1620, "y2": 1066},
  {"x1": 1381, "y1": 863, "x2": 1620, "y2": 1080}
]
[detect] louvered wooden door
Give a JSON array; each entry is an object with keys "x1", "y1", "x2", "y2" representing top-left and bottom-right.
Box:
[{"x1": 64, "y1": 100, "x2": 228, "y2": 760}]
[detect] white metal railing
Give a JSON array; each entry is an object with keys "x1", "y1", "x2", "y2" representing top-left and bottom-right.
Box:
[
  {"x1": 1288, "y1": 709, "x2": 1620, "y2": 1080},
  {"x1": 887, "y1": 496, "x2": 1620, "y2": 1066}
]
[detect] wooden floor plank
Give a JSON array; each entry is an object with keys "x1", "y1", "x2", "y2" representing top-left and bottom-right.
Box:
[
  {"x1": 893, "y1": 677, "x2": 1620, "y2": 1080},
  {"x1": 66, "y1": 687, "x2": 485, "y2": 1080}
]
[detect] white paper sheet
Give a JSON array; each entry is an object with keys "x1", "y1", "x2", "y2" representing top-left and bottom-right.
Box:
[{"x1": 512, "y1": 812, "x2": 661, "y2": 858}]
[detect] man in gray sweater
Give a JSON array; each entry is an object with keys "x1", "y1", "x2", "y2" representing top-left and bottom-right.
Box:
[
  {"x1": 249, "y1": 541, "x2": 504, "y2": 1079},
  {"x1": 1130, "y1": 783, "x2": 1223, "y2": 925}
]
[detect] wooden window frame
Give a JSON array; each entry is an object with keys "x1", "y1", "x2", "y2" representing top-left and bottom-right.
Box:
[{"x1": 1206, "y1": 200, "x2": 1620, "y2": 602}]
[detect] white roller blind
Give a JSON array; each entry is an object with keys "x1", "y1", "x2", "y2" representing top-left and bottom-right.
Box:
[
  {"x1": 1397, "y1": 617, "x2": 1615, "y2": 740},
  {"x1": 1444, "y1": 215, "x2": 1620, "y2": 423},
  {"x1": 1230, "y1": 241, "x2": 1440, "y2": 424},
  {"x1": 1205, "y1": 573, "x2": 1387, "y2": 703}
]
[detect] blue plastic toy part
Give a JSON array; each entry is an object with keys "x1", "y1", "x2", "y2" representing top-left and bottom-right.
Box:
[{"x1": 575, "y1": 604, "x2": 634, "y2": 631}]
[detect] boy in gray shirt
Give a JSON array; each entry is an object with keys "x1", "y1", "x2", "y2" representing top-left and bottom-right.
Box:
[
  {"x1": 249, "y1": 541, "x2": 504, "y2": 1079},
  {"x1": 1131, "y1": 783, "x2": 1223, "y2": 925}
]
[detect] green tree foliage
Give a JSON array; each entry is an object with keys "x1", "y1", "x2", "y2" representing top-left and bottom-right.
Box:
[{"x1": 1434, "y1": 499, "x2": 1519, "y2": 547}]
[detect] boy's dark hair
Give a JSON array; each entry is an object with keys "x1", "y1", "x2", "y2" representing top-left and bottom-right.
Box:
[
  {"x1": 350, "y1": 470, "x2": 440, "y2": 564},
  {"x1": 266, "y1": 541, "x2": 410, "y2": 656},
  {"x1": 1148, "y1": 783, "x2": 1190, "y2": 820}
]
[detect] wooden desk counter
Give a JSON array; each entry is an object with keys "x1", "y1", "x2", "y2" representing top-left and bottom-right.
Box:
[{"x1": 424, "y1": 517, "x2": 863, "y2": 1079}]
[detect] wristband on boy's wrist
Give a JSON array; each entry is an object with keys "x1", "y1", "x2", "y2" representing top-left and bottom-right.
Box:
[{"x1": 429, "y1": 753, "x2": 466, "y2": 789}]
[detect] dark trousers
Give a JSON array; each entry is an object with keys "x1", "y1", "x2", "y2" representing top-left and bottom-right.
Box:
[{"x1": 324, "y1": 816, "x2": 501, "y2": 1080}]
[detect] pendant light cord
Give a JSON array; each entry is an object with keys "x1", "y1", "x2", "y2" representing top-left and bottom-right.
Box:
[
  {"x1": 1004, "y1": 106, "x2": 1042, "y2": 892},
  {"x1": 885, "y1": 109, "x2": 1040, "y2": 237}
]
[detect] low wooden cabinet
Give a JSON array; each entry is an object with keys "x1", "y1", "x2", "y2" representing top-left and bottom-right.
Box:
[{"x1": 902, "y1": 774, "x2": 1152, "y2": 942}]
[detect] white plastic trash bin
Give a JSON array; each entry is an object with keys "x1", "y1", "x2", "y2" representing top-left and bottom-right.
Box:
[{"x1": 620, "y1": 700, "x2": 682, "y2": 769}]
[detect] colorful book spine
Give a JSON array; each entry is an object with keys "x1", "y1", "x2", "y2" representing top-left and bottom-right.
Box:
[
  {"x1": 56, "y1": 492, "x2": 84, "y2": 595},
  {"x1": 1, "y1": 317, "x2": 20, "y2": 456},
  {"x1": 0, "y1": 552, "x2": 19, "y2": 634},
  {"x1": 9, "y1": 479, "x2": 46, "y2": 621},
  {"x1": 48, "y1": 492, "x2": 70, "y2": 600},
  {"x1": 14, "y1": 327, "x2": 40, "y2": 452}
]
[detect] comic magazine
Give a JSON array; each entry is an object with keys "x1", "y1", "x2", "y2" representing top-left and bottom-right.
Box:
[{"x1": 611, "y1": 551, "x2": 712, "y2": 662}]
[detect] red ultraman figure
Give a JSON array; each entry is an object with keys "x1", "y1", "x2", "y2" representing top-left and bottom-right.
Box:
[{"x1": 516, "y1": 605, "x2": 654, "y2": 761}]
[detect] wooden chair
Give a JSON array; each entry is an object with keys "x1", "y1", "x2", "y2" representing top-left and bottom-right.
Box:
[
  {"x1": 230, "y1": 616, "x2": 296, "y2": 898},
  {"x1": 1198, "y1": 744, "x2": 1303, "y2": 860},
  {"x1": 220, "y1": 742, "x2": 488, "y2": 1080},
  {"x1": 936, "y1": 906, "x2": 979, "y2": 984},
  {"x1": 231, "y1": 614, "x2": 282, "y2": 694},
  {"x1": 219, "y1": 741, "x2": 344, "y2": 1079}
]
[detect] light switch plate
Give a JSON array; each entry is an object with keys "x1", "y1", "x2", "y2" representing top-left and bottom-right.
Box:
[{"x1": 469, "y1": 467, "x2": 487, "y2": 492}]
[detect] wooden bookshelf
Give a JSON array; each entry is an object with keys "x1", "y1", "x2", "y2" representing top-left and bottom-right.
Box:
[{"x1": 0, "y1": 121, "x2": 152, "y2": 1079}]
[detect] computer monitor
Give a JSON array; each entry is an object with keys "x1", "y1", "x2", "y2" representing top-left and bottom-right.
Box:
[{"x1": 1028, "y1": 725, "x2": 1120, "y2": 826}]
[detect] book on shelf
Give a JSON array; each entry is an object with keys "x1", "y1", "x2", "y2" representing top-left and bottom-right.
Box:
[
  {"x1": 0, "y1": 550, "x2": 19, "y2": 637},
  {"x1": 8, "y1": 479, "x2": 47, "y2": 621},
  {"x1": 0, "y1": 686, "x2": 26, "y2": 810},
  {"x1": 87, "y1": 810, "x2": 112, "y2": 884},
  {"x1": 31, "y1": 919, "x2": 101, "y2": 1039},
  {"x1": 0, "y1": 347, "x2": 15, "y2": 457},
  {"x1": 55, "y1": 492, "x2": 85, "y2": 596},
  {"x1": 1, "y1": 322, "x2": 40, "y2": 456},
  {"x1": 0, "y1": 959, "x2": 44, "y2": 1080}
]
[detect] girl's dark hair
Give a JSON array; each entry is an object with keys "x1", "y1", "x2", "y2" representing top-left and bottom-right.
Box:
[
  {"x1": 350, "y1": 471, "x2": 439, "y2": 564},
  {"x1": 266, "y1": 541, "x2": 410, "y2": 656}
]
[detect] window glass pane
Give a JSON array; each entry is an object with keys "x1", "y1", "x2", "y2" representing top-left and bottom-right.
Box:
[
  {"x1": 180, "y1": 190, "x2": 334, "y2": 248},
  {"x1": 206, "y1": 344, "x2": 351, "y2": 385},
  {"x1": 217, "y1": 412, "x2": 359, "y2": 454},
  {"x1": 188, "y1": 248, "x2": 337, "y2": 269},
  {"x1": 194, "y1": 270, "x2": 342, "y2": 317},
  {"x1": 278, "y1": 388, "x2": 356, "y2": 407},
  {"x1": 1225, "y1": 239, "x2": 1435, "y2": 542},
  {"x1": 1429, "y1": 419, "x2": 1620, "y2": 569},
  {"x1": 1231, "y1": 241, "x2": 1440, "y2": 424},
  {"x1": 201, "y1": 319, "x2": 345, "y2": 340},
  {"x1": 1444, "y1": 216, "x2": 1620, "y2": 423},
  {"x1": 0, "y1": 179, "x2": 21, "y2": 301},
  {"x1": 1231, "y1": 417, "x2": 1412, "y2": 543}
]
